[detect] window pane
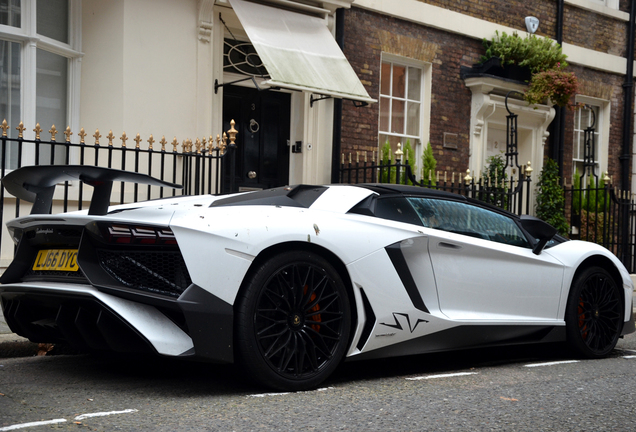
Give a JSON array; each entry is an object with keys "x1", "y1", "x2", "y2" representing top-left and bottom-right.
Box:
[
  {"x1": 391, "y1": 99, "x2": 404, "y2": 134},
  {"x1": 0, "y1": 0, "x2": 20, "y2": 27},
  {"x1": 408, "y1": 198, "x2": 530, "y2": 247},
  {"x1": 392, "y1": 65, "x2": 405, "y2": 98},
  {"x1": 406, "y1": 101, "x2": 420, "y2": 136},
  {"x1": 37, "y1": 49, "x2": 67, "y2": 164},
  {"x1": 0, "y1": 40, "x2": 20, "y2": 169},
  {"x1": 381, "y1": 62, "x2": 391, "y2": 96},
  {"x1": 407, "y1": 67, "x2": 421, "y2": 101},
  {"x1": 37, "y1": 0, "x2": 68, "y2": 43},
  {"x1": 379, "y1": 96, "x2": 390, "y2": 132}
]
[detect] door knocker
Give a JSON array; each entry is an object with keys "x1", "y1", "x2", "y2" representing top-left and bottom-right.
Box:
[{"x1": 249, "y1": 119, "x2": 260, "y2": 133}]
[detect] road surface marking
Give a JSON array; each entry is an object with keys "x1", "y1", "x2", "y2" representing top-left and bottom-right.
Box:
[
  {"x1": 622, "y1": 355, "x2": 636, "y2": 359},
  {"x1": 74, "y1": 409, "x2": 138, "y2": 421},
  {"x1": 406, "y1": 372, "x2": 477, "y2": 381},
  {"x1": 524, "y1": 360, "x2": 579, "y2": 367},
  {"x1": 250, "y1": 387, "x2": 334, "y2": 397},
  {"x1": 0, "y1": 419, "x2": 67, "y2": 431}
]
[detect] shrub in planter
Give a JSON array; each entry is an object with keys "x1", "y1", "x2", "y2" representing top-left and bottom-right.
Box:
[
  {"x1": 535, "y1": 158, "x2": 569, "y2": 236},
  {"x1": 525, "y1": 63, "x2": 578, "y2": 107},
  {"x1": 421, "y1": 141, "x2": 437, "y2": 187},
  {"x1": 481, "y1": 31, "x2": 568, "y2": 74}
]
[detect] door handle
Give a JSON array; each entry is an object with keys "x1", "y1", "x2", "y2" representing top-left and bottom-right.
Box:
[{"x1": 247, "y1": 171, "x2": 257, "y2": 179}]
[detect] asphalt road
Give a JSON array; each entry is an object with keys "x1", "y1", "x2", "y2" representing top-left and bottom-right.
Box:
[{"x1": 1, "y1": 333, "x2": 635, "y2": 431}]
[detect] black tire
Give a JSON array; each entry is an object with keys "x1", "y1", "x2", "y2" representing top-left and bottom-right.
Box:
[
  {"x1": 565, "y1": 266, "x2": 623, "y2": 358},
  {"x1": 235, "y1": 250, "x2": 351, "y2": 391}
]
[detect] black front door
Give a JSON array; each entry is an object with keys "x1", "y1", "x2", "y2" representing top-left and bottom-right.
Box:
[{"x1": 223, "y1": 85, "x2": 291, "y2": 192}]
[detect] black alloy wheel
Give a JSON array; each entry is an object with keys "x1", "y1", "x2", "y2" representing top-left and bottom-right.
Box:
[
  {"x1": 236, "y1": 250, "x2": 351, "y2": 390},
  {"x1": 565, "y1": 266, "x2": 623, "y2": 358}
]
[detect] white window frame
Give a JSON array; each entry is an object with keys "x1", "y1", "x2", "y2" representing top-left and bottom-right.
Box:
[
  {"x1": 572, "y1": 95, "x2": 610, "y2": 183},
  {"x1": 0, "y1": 0, "x2": 82, "y2": 163},
  {"x1": 586, "y1": 0, "x2": 619, "y2": 10},
  {"x1": 379, "y1": 53, "x2": 431, "y2": 176}
]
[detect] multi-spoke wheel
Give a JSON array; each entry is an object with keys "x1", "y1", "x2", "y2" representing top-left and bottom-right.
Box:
[
  {"x1": 236, "y1": 250, "x2": 351, "y2": 390},
  {"x1": 565, "y1": 266, "x2": 623, "y2": 358}
]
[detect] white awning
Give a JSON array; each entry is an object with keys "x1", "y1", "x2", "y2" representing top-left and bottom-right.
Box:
[{"x1": 228, "y1": 0, "x2": 376, "y2": 104}]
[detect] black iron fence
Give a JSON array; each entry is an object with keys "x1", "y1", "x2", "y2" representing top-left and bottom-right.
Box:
[
  {"x1": 339, "y1": 154, "x2": 534, "y2": 215},
  {"x1": 338, "y1": 153, "x2": 636, "y2": 273},
  {"x1": 0, "y1": 119, "x2": 238, "y2": 265}
]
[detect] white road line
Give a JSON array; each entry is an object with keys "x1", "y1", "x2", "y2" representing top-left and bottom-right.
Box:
[
  {"x1": 74, "y1": 409, "x2": 138, "y2": 421},
  {"x1": 406, "y1": 372, "x2": 478, "y2": 381},
  {"x1": 622, "y1": 355, "x2": 636, "y2": 359},
  {"x1": 249, "y1": 387, "x2": 334, "y2": 397},
  {"x1": 0, "y1": 419, "x2": 67, "y2": 431},
  {"x1": 524, "y1": 360, "x2": 580, "y2": 368}
]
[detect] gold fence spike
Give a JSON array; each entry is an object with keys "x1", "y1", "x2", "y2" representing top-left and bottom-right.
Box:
[
  {"x1": 395, "y1": 143, "x2": 403, "y2": 157},
  {"x1": 341, "y1": 153, "x2": 345, "y2": 164},
  {"x1": 64, "y1": 126, "x2": 72, "y2": 143},
  {"x1": 16, "y1": 121, "x2": 25, "y2": 138},
  {"x1": 464, "y1": 169, "x2": 472, "y2": 184},
  {"x1": 134, "y1": 133, "x2": 141, "y2": 148},
  {"x1": 147, "y1": 134, "x2": 155, "y2": 150},
  {"x1": 160, "y1": 136, "x2": 167, "y2": 152},
  {"x1": 172, "y1": 137, "x2": 178, "y2": 152},
  {"x1": 33, "y1": 123, "x2": 42, "y2": 140},
  {"x1": 120, "y1": 132, "x2": 128, "y2": 147},
  {"x1": 0, "y1": 119, "x2": 8, "y2": 137},
  {"x1": 181, "y1": 139, "x2": 187, "y2": 153},
  {"x1": 356, "y1": 151, "x2": 359, "y2": 163},
  {"x1": 604, "y1": 171, "x2": 611, "y2": 183},
  {"x1": 228, "y1": 119, "x2": 238, "y2": 146},
  {"x1": 349, "y1": 153, "x2": 352, "y2": 164},
  {"x1": 106, "y1": 130, "x2": 115, "y2": 146},
  {"x1": 78, "y1": 128, "x2": 86, "y2": 144},
  {"x1": 195, "y1": 138, "x2": 201, "y2": 154},
  {"x1": 221, "y1": 132, "x2": 227, "y2": 155},
  {"x1": 209, "y1": 135, "x2": 215, "y2": 151},
  {"x1": 525, "y1": 161, "x2": 533, "y2": 176},
  {"x1": 49, "y1": 125, "x2": 58, "y2": 141},
  {"x1": 93, "y1": 129, "x2": 102, "y2": 145}
]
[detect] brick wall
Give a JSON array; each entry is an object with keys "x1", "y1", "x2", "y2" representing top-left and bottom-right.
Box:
[
  {"x1": 341, "y1": 7, "x2": 480, "y2": 173},
  {"x1": 340, "y1": 2, "x2": 632, "y2": 186}
]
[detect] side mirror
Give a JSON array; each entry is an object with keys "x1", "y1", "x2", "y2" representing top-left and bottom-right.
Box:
[{"x1": 520, "y1": 215, "x2": 557, "y2": 255}]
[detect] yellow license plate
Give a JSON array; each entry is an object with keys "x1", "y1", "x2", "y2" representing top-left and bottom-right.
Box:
[{"x1": 33, "y1": 249, "x2": 79, "y2": 272}]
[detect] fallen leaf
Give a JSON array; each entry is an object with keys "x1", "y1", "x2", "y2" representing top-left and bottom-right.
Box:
[{"x1": 500, "y1": 397, "x2": 518, "y2": 402}]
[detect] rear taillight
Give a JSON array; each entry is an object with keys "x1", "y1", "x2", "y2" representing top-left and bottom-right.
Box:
[{"x1": 100, "y1": 223, "x2": 177, "y2": 245}]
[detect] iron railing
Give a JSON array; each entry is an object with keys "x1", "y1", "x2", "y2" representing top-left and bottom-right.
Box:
[
  {"x1": 0, "y1": 119, "x2": 238, "y2": 265},
  {"x1": 339, "y1": 152, "x2": 533, "y2": 215}
]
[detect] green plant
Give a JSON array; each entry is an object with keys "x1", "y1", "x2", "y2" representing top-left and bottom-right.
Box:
[
  {"x1": 483, "y1": 154, "x2": 508, "y2": 207},
  {"x1": 481, "y1": 31, "x2": 568, "y2": 74},
  {"x1": 402, "y1": 139, "x2": 416, "y2": 185},
  {"x1": 380, "y1": 140, "x2": 394, "y2": 184},
  {"x1": 421, "y1": 141, "x2": 437, "y2": 186},
  {"x1": 535, "y1": 158, "x2": 569, "y2": 236},
  {"x1": 525, "y1": 63, "x2": 578, "y2": 107}
]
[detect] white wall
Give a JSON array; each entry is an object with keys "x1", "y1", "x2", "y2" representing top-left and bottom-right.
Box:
[{"x1": 81, "y1": 0, "x2": 201, "y2": 142}]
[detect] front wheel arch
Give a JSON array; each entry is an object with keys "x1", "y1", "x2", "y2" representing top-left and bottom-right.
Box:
[{"x1": 565, "y1": 264, "x2": 624, "y2": 358}]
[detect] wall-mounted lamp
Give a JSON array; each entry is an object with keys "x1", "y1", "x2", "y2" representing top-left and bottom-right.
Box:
[{"x1": 525, "y1": 16, "x2": 539, "y2": 34}]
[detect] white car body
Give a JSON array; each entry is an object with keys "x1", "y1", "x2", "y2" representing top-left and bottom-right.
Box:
[{"x1": 1, "y1": 166, "x2": 633, "y2": 389}]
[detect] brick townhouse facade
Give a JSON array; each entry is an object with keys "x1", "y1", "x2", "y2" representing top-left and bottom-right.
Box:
[{"x1": 339, "y1": 0, "x2": 635, "y2": 192}]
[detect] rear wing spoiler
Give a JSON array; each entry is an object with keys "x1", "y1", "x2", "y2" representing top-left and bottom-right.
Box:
[{"x1": 1, "y1": 165, "x2": 182, "y2": 216}]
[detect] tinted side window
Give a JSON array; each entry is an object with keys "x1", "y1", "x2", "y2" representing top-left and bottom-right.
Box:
[
  {"x1": 374, "y1": 197, "x2": 423, "y2": 226},
  {"x1": 407, "y1": 198, "x2": 530, "y2": 247}
]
